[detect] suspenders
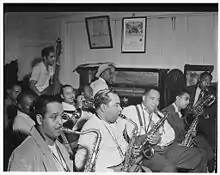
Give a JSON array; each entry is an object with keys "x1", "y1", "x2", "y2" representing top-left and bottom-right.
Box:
[
  {"x1": 135, "y1": 105, "x2": 144, "y2": 127},
  {"x1": 135, "y1": 105, "x2": 152, "y2": 134}
]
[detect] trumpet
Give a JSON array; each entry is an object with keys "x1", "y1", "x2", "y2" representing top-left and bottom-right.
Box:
[{"x1": 63, "y1": 108, "x2": 82, "y2": 120}]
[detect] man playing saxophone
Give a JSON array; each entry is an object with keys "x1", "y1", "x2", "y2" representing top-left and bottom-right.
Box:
[
  {"x1": 121, "y1": 87, "x2": 207, "y2": 172},
  {"x1": 162, "y1": 88, "x2": 214, "y2": 172},
  {"x1": 74, "y1": 89, "x2": 151, "y2": 172},
  {"x1": 8, "y1": 95, "x2": 73, "y2": 171}
]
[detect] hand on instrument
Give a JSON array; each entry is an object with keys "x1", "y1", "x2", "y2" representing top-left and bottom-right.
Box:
[
  {"x1": 76, "y1": 95, "x2": 85, "y2": 108},
  {"x1": 147, "y1": 131, "x2": 161, "y2": 145},
  {"x1": 132, "y1": 145, "x2": 142, "y2": 158}
]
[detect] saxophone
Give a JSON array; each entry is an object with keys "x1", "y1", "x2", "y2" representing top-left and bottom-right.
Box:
[
  {"x1": 140, "y1": 110, "x2": 168, "y2": 159},
  {"x1": 120, "y1": 110, "x2": 168, "y2": 172},
  {"x1": 182, "y1": 92, "x2": 216, "y2": 147},
  {"x1": 62, "y1": 127, "x2": 102, "y2": 172},
  {"x1": 119, "y1": 114, "x2": 139, "y2": 172}
]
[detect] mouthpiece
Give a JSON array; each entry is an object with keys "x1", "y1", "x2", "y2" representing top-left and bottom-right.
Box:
[{"x1": 61, "y1": 127, "x2": 73, "y2": 134}]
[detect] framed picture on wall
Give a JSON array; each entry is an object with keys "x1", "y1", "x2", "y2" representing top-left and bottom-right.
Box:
[
  {"x1": 85, "y1": 16, "x2": 113, "y2": 49},
  {"x1": 121, "y1": 17, "x2": 146, "y2": 53},
  {"x1": 184, "y1": 64, "x2": 214, "y2": 86}
]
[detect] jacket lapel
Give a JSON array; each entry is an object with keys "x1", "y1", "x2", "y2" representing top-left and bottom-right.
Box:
[{"x1": 30, "y1": 126, "x2": 58, "y2": 171}]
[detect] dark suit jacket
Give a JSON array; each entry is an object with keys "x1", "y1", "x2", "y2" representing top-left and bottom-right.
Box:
[
  {"x1": 162, "y1": 104, "x2": 186, "y2": 143},
  {"x1": 187, "y1": 85, "x2": 217, "y2": 148}
]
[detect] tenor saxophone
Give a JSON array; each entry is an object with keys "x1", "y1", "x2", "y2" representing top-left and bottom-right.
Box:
[
  {"x1": 139, "y1": 109, "x2": 168, "y2": 159},
  {"x1": 62, "y1": 127, "x2": 102, "y2": 172}
]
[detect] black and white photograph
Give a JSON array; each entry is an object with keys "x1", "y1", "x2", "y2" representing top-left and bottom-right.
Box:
[{"x1": 2, "y1": 3, "x2": 218, "y2": 173}]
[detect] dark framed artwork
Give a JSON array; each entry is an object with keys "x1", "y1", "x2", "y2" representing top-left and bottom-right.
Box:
[
  {"x1": 184, "y1": 64, "x2": 214, "y2": 86},
  {"x1": 85, "y1": 16, "x2": 113, "y2": 49},
  {"x1": 121, "y1": 17, "x2": 146, "y2": 53}
]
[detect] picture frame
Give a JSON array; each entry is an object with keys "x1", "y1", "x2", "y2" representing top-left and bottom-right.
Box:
[
  {"x1": 184, "y1": 64, "x2": 214, "y2": 86},
  {"x1": 85, "y1": 15, "x2": 113, "y2": 49},
  {"x1": 121, "y1": 17, "x2": 146, "y2": 53}
]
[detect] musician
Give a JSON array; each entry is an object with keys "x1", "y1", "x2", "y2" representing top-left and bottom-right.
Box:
[
  {"x1": 186, "y1": 71, "x2": 216, "y2": 172},
  {"x1": 13, "y1": 91, "x2": 36, "y2": 136},
  {"x1": 90, "y1": 63, "x2": 115, "y2": 96},
  {"x1": 122, "y1": 87, "x2": 207, "y2": 172},
  {"x1": 76, "y1": 84, "x2": 93, "y2": 109},
  {"x1": 4, "y1": 83, "x2": 21, "y2": 170},
  {"x1": 75, "y1": 89, "x2": 151, "y2": 172},
  {"x1": 162, "y1": 88, "x2": 214, "y2": 171},
  {"x1": 29, "y1": 46, "x2": 56, "y2": 96},
  {"x1": 8, "y1": 95, "x2": 73, "y2": 171},
  {"x1": 4, "y1": 83, "x2": 22, "y2": 129},
  {"x1": 60, "y1": 84, "x2": 77, "y2": 126}
]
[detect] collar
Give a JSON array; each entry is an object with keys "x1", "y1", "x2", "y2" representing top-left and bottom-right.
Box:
[
  {"x1": 99, "y1": 77, "x2": 107, "y2": 83},
  {"x1": 17, "y1": 110, "x2": 35, "y2": 122},
  {"x1": 62, "y1": 102, "x2": 76, "y2": 111},
  {"x1": 17, "y1": 110, "x2": 30, "y2": 117},
  {"x1": 172, "y1": 103, "x2": 182, "y2": 118},
  {"x1": 140, "y1": 103, "x2": 151, "y2": 115},
  {"x1": 30, "y1": 126, "x2": 59, "y2": 155}
]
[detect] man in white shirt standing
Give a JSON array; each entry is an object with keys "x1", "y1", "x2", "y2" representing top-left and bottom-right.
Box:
[
  {"x1": 29, "y1": 46, "x2": 56, "y2": 96},
  {"x1": 122, "y1": 87, "x2": 207, "y2": 172},
  {"x1": 75, "y1": 89, "x2": 151, "y2": 172},
  {"x1": 90, "y1": 63, "x2": 115, "y2": 96}
]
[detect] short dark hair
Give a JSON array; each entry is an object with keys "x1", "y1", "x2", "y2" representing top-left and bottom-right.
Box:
[
  {"x1": 143, "y1": 86, "x2": 160, "y2": 96},
  {"x1": 94, "y1": 89, "x2": 118, "y2": 110},
  {"x1": 17, "y1": 91, "x2": 36, "y2": 104},
  {"x1": 33, "y1": 95, "x2": 62, "y2": 118},
  {"x1": 41, "y1": 46, "x2": 55, "y2": 58},
  {"x1": 175, "y1": 88, "x2": 191, "y2": 98},
  {"x1": 60, "y1": 84, "x2": 76, "y2": 95},
  {"x1": 200, "y1": 71, "x2": 213, "y2": 81},
  {"x1": 7, "y1": 82, "x2": 22, "y2": 90}
]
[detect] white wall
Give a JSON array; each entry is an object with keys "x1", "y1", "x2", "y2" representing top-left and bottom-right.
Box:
[
  {"x1": 5, "y1": 12, "x2": 62, "y2": 80},
  {"x1": 5, "y1": 12, "x2": 218, "y2": 89}
]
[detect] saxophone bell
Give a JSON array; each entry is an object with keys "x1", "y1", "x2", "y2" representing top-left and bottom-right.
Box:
[{"x1": 61, "y1": 126, "x2": 102, "y2": 172}]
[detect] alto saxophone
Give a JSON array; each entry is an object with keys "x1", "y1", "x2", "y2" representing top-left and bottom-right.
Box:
[
  {"x1": 119, "y1": 114, "x2": 139, "y2": 172},
  {"x1": 182, "y1": 92, "x2": 216, "y2": 147},
  {"x1": 62, "y1": 127, "x2": 102, "y2": 172}
]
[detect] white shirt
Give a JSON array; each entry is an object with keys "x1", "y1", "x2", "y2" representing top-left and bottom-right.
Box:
[
  {"x1": 172, "y1": 103, "x2": 182, "y2": 118},
  {"x1": 29, "y1": 62, "x2": 53, "y2": 92},
  {"x1": 90, "y1": 77, "x2": 108, "y2": 96},
  {"x1": 13, "y1": 110, "x2": 35, "y2": 135},
  {"x1": 121, "y1": 104, "x2": 175, "y2": 147},
  {"x1": 75, "y1": 116, "x2": 128, "y2": 172},
  {"x1": 48, "y1": 144, "x2": 68, "y2": 171},
  {"x1": 193, "y1": 86, "x2": 203, "y2": 105}
]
